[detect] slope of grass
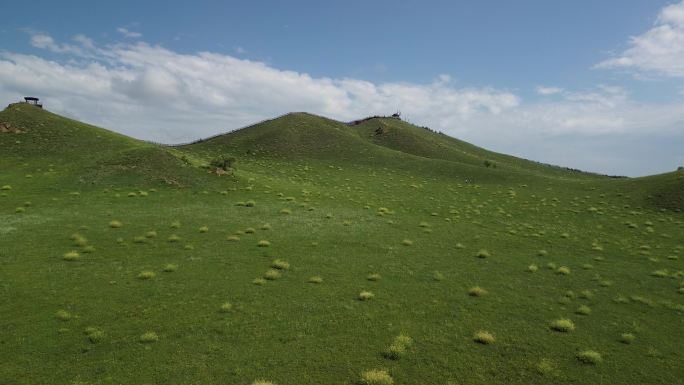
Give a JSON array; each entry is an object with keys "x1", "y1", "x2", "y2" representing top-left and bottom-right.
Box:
[{"x1": 1, "y1": 105, "x2": 682, "y2": 385}]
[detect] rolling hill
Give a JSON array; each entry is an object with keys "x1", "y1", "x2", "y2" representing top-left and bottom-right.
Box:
[{"x1": 1, "y1": 103, "x2": 683, "y2": 385}]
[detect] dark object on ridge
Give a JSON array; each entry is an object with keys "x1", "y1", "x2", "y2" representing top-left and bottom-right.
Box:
[{"x1": 23, "y1": 97, "x2": 43, "y2": 108}]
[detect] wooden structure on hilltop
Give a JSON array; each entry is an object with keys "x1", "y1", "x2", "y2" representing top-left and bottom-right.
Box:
[{"x1": 23, "y1": 97, "x2": 43, "y2": 108}]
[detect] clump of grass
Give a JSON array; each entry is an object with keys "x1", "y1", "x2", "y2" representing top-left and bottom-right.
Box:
[
  {"x1": 227, "y1": 235, "x2": 240, "y2": 242},
  {"x1": 546, "y1": 262, "x2": 557, "y2": 269},
  {"x1": 82, "y1": 245, "x2": 95, "y2": 253},
  {"x1": 433, "y1": 271, "x2": 445, "y2": 281},
  {"x1": 72, "y1": 235, "x2": 88, "y2": 247},
  {"x1": 579, "y1": 290, "x2": 593, "y2": 299},
  {"x1": 162, "y1": 264, "x2": 178, "y2": 272},
  {"x1": 550, "y1": 318, "x2": 575, "y2": 332},
  {"x1": 401, "y1": 239, "x2": 413, "y2": 246},
  {"x1": 245, "y1": 227, "x2": 256, "y2": 234},
  {"x1": 468, "y1": 286, "x2": 488, "y2": 297},
  {"x1": 576, "y1": 350, "x2": 602, "y2": 364},
  {"x1": 536, "y1": 359, "x2": 556, "y2": 375},
  {"x1": 109, "y1": 220, "x2": 122, "y2": 228},
  {"x1": 383, "y1": 333, "x2": 413, "y2": 360},
  {"x1": 271, "y1": 259, "x2": 290, "y2": 270},
  {"x1": 367, "y1": 273, "x2": 382, "y2": 281},
  {"x1": 219, "y1": 302, "x2": 233, "y2": 312},
  {"x1": 167, "y1": 234, "x2": 181, "y2": 242},
  {"x1": 360, "y1": 369, "x2": 393, "y2": 385},
  {"x1": 198, "y1": 226, "x2": 209, "y2": 233},
  {"x1": 650, "y1": 269, "x2": 669, "y2": 278},
  {"x1": 575, "y1": 305, "x2": 592, "y2": 315},
  {"x1": 0, "y1": 185, "x2": 11, "y2": 190},
  {"x1": 527, "y1": 264, "x2": 538, "y2": 272},
  {"x1": 253, "y1": 278, "x2": 266, "y2": 285},
  {"x1": 63, "y1": 251, "x2": 80, "y2": 261},
  {"x1": 85, "y1": 327, "x2": 105, "y2": 343},
  {"x1": 263, "y1": 269, "x2": 281, "y2": 280},
  {"x1": 170, "y1": 221, "x2": 181, "y2": 229},
  {"x1": 138, "y1": 271, "x2": 156, "y2": 280},
  {"x1": 145, "y1": 231, "x2": 157, "y2": 239},
  {"x1": 556, "y1": 266, "x2": 571, "y2": 275},
  {"x1": 308, "y1": 276, "x2": 323, "y2": 284},
  {"x1": 383, "y1": 342, "x2": 406, "y2": 360},
  {"x1": 261, "y1": 223, "x2": 271, "y2": 230},
  {"x1": 582, "y1": 263, "x2": 593, "y2": 270},
  {"x1": 476, "y1": 249, "x2": 490, "y2": 258},
  {"x1": 15, "y1": 207, "x2": 25, "y2": 213},
  {"x1": 257, "y1": 240, "x2": 271, "y2": 247},
  {"x1": 55, "y1": 309, "x2": 72, "y2": 321},
  {"x1": 280, "y1": 208, "x2": 292, "y2": 215},
  {"x1": 139, "y1": 331, "x2": 159, "y2": 343},
  {"x1": 538, "y1": 249, "x2": 548, "y2": 256},
  {"x1": 620, "y1": 333, "x2": 635, "y2": 344},
  {"x1": 245, "y1": 200, "x2": 256, "y2": 207},
  {"x1": 473, "y1": 330, "x2": 495, "y2": 344},
  {"x1": 133, "y1": 236, "x2": 146, "y2": 244},
  {"x1": 358, "y1": 291, "x2": 375, "y2": 301},
  {"x1": 251, "y1": 381, "x2": 276, "y2": 385}
]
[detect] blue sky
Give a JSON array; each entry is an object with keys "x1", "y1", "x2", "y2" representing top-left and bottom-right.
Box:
[{"x1": 1, "y1": 0, "x2": 684, "y2": 176}]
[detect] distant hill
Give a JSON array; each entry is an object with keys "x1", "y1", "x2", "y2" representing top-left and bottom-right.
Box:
[{"x1": 1, "y1": 103, "x2": 682, "y2": 210}]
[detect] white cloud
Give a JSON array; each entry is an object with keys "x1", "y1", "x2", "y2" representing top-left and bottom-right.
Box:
[
  {"x1": 1, "y1": 33, "x2": 683, "y2": 176},
  {"x1": 536, "y1": 86, "x2": 563, "y2": 95},
  {"x1": 596, "y1": 1, "x2": 684, "y2": 77},
  {"x1": 117, "y1": 27, "x2": 142, "y2": 38}
]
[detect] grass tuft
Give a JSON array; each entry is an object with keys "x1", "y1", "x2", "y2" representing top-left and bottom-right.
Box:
[
  {"x1": 473, "y1": 330, "x2": 495, "y2": 344},
  {"x1": 139, "y1": 331, "x2": 159, "y2": 343},
  {"x1": 55, "y1": 309, "x2": 72, "y2": 321},
  {"x1": 271, "y1": 259, "x2": 290, "y2": 270},
  {"x1": 198, "y1": 226, "x2": 209, "y2": 233},
  {"x1": 257, "y1": 240, "x2": 271, "y2": 247},
  {"x1": 476, "y1": 249, "x2": 490, "y2": 258},
  {"x1": 263, "y1": 269, "x2": 281, "y2": 280},
  {"x1": 251, "y1": 381, "x2": 276, "y2": 385},
  {"x1": 367, "y1": 273, "x2": 382, "y2": 281},
  {"x1": 550, "y1": 318, "x2": 575, "y2": 332},
  {"x1": 358, "y1": 291, "x2": 375, "y2": 301},
  {"x1": 575, "y1": 305, "x2": 592, "y2": 315},
  {"x1": 576, "y1": 350, "x2": 602, "y2": 365},
  {"x1": 620, "y1": 333, "x2": 636, "y2": 344},
  {"x1": 527, "y1": 264, "x2": 538, "y2": 272},
  {"x1": 402, "y1": 239, "x2": 413, "y2": 246},
  {"x1": 556, "y1": 266, "x2": 571, "y2": 275},
  {"x1": 227, "y1": 235, "x2": 240, "y2": 242},
  {"x1": 138, "y1": 271, "x2": 156, "y2": 280},
  {"x1": 253, "y1": 278, "x2": 266, "y2": 286},
  {"x1": 162, "y1": 264, "x2": 178, "y2": 272},
  {"x1": 360, "y1": 369, "x2": 393, "y2": 385},
  {"x1": 468, "y1": 286, "x2": 488, "y2": 297},
  {"x1": 308, "y1": 276, "x2": 323, "y2": 284},
  {"x1": 109, "y1": 220, "x2": 122, "y2": 228},
  {"x1": 167, "y1": 234, "x2": 181, "y2": 242},
  {"x1": 62, "y1": 251, "x2": 80, "y2": 261},
  {"x1": 219, "y1": 302, "x2": 233, "y2": 312}
]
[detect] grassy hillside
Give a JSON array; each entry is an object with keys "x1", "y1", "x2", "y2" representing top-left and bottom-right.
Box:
[
  {"x1": 1, "y1": 105, "x2": 682, "y2": 385},
  {"x1": 0, "y1": 103, "x2": 216, "y2": 188}
]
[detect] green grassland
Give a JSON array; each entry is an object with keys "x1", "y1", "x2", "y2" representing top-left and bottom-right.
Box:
[{"x1": 1, "y1": 103, "x2": 683, "y2": 385}]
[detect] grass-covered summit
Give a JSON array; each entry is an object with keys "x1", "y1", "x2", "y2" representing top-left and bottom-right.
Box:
[{"x1": 1, "y1": 103, "x2": 683, "y2": 385}]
